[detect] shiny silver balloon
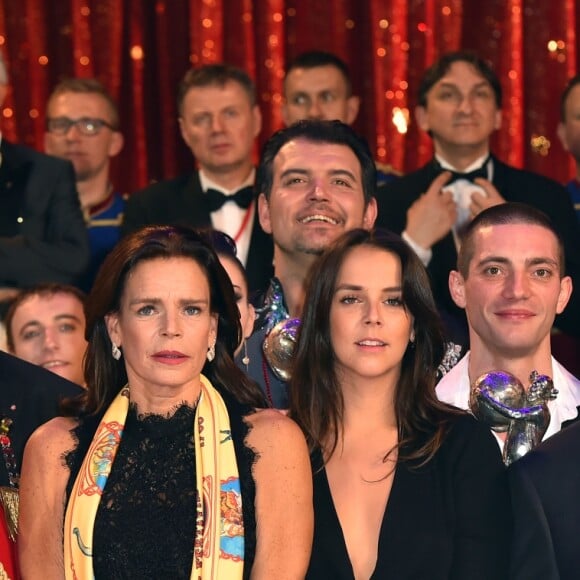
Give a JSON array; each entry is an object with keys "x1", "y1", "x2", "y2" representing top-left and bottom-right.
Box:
[
  {"x1": 470, "y1": 370, "x2": 557, "y2": 466},
  {"x1": 262, "y1": 318, "x2": 301, "y2": 381}
]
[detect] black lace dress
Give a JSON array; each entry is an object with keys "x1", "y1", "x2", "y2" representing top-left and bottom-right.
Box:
[{"x1": 65, "y1": 387, "x2": 258, "y2": 579}]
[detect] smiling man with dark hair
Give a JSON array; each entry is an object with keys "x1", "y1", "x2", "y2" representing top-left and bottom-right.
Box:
[{"x1": 244, "y1": 120, "x2": 377, "y2": 408}]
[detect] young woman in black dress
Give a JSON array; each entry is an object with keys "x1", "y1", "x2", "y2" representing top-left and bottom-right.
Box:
[{"x1": 290, "y1": 228, "x2": 511, "y2": 580}]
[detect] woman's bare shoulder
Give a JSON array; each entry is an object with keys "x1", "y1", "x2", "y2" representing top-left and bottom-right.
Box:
[
  {"x1": 243, "y1": 410, "x2": 313, "y2": 577},
  {"x1": 29, "y1": 415, "x2": 78, "y2": 441},
  {"x1": 246, "y1": 409, "x2": 305, "y2": 441},
  {"x1": 19, "y1": 419, "x2": 78, "y2": 578},
  {"x1": 24, "y1": 416, "x2": 79, "y2": 461},
  {"x1": 245, "y1": 409, "x2": 308, "y2": 458}
]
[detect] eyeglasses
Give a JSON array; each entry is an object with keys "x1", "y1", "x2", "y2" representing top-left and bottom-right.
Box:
[{"x1": 46, "y1": 117, "x2": 117, "y2": 136}]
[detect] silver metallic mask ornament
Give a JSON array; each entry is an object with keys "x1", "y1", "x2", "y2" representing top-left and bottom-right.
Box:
[
  {"x1": 470, "y1": 370, "x2": 558, "y2": 465},
  {"x1": 254, "y1": 278, "x2": 289, "y2": 333},
  {"x1": 262, "y1": 318, "x2": 301, "y2": 382}
]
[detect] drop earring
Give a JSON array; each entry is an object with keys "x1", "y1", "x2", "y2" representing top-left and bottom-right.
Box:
[
  {"x1": 242, "y1": 340, "x2": 250, "y2": 370},
  {"x1": 207, "y1": 344, "x2": 215, "y2": 362},
  {"x1": 112, "y1": 343, "x2": 122, "y2": 360}
]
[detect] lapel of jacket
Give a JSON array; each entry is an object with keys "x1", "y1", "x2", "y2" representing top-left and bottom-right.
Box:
[
  {"x1": 489, "y1": 154, "x2": 509, "y2": 194},
  {"x1": 375, "y1": 456, "x2": 449, "y2": 578},
  {"x1": 414, "y1": 159, "x2": 441, "y2": 200},
  {"x1": 0, "y1": 141, "x2": 33, "y2": 186},
  {"x1": 422, "y1": 158, "x2": 458, "y2": 271},
  {"x1": 182, "y1": 171, "x2": 212, "y2": 227},
  {"x1": 245, "y1": 204, "x2": 273, "y2": 286},
  {"x1": 0, "y1": 141, "x2": 35, "y2": 236}
]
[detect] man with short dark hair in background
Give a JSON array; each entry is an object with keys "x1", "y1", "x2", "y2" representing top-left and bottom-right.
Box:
[
  {"x1": 375, "y1": 51, "x2": 580, "y2": 345},
  {"x1": 282, "y1": 51, "x2": 361, "y2": 128},
  {"x1": 5, "y1": 283, "x2": 88, "y2": 387},
  {"x1": 282, "y1": 50, "x2": 399, "y2": 186},
  {"x1": 123, "y1": 63, "x2": 273, "y2": 294}
]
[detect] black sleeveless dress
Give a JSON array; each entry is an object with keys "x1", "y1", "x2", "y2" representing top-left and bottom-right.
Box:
[{"x1": 65, "y1": 387, "x2": 258, "y2": 579}]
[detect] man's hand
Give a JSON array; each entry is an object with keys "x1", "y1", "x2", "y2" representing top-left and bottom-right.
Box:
[
  {"x1": 470, "y1": 178, "x2": 506, "y2": 217},
  {"x1": 406, "y1": 171, "x2": 457, "y2": 249}
]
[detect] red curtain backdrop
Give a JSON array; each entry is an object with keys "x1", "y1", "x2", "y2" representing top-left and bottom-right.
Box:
[{"x1": 0, "y1": 0, "x2": 578, "y2": 195}]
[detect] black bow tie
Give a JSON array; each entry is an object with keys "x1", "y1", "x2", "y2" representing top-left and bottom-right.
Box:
[
  {"x1": 205, "y1": 186, "x2": 254, "y2": 212},
  {"x1": 436, "y1": 158, "x2": 490, "y2": 186}
]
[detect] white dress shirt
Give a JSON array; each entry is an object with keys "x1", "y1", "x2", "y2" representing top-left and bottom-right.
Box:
[
  {"x1": 403, "y1": 153, "x2": 493, "y2": 267},
  {"x1": 436, "y1": 352, "x2": 580, "y2": 450}
]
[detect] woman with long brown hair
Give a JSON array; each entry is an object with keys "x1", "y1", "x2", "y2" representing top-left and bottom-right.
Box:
[{"x1": 290, "y1": 228, "x2": 510, "y2": 579}]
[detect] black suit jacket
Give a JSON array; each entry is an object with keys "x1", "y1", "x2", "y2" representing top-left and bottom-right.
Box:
[
  {"x1": 509, "y1": 421, "x2": 580, "y2": 580},
  {"x1": 375, "y1": 156, "x2": 580, "y2": 339},
  {"x1": 122, "y1": 171, "x2": 273, "y2": 295},
  {"x1": 0, "y1": 140, "x2": 90, "y2": 288},
  {"x1": 0, "y1": 351, "x2": 83, "y2": 486}
]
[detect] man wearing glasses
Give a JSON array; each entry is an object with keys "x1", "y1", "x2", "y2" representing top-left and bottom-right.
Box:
[
  {"x1": 45, "y1": 78, "x2": 125, "y2": 292},
  {"x1": 0, "y1": 52, "x2": 89, "y2": 305}
]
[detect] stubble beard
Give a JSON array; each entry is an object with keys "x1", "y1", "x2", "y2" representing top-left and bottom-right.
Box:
[{"x1": 276, "y1": 235, "x2": 330, "y2": 258}]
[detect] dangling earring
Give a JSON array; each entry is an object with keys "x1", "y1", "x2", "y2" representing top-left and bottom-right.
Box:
[
  {"x1": 409, "y1": 331, "x2": 416, "y2": 349},
  {"x1": 242, "y1": 339, "x2": 250, "y2": 370},
  {"x1": 112, "y1": 343, "x2": 122, "y2": 360},
  {"x1": 207, "y1": 343, "x2": 215, "y2": 362}
]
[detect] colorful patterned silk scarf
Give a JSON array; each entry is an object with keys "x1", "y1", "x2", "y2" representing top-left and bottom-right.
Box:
[{"x1": 64, "y1": 375, "x2": 244, "y2": 579}]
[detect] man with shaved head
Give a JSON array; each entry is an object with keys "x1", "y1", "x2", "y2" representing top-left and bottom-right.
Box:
[{"x1": 437, "y1": 203, "x2": 580, "y2": 451}]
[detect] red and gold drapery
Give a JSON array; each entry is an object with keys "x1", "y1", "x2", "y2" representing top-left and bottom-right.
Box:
[{"x1": 0, "y1": 0, "x2": 577, "y2": 194}]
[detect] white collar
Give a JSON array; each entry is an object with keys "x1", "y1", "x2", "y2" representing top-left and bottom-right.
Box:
[
  {"x1": 436, "y1": 352, "x2": 580, "y2": 442},
  {"x1": 199, "y1": 168, "x2": 255, "y2": 196},
  {"x1": 436, "y1": 152, "x2": 490, "y2": 173}
]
